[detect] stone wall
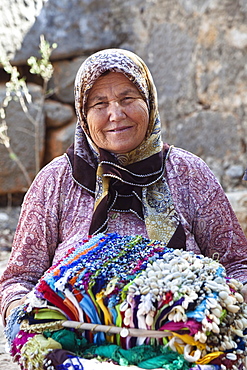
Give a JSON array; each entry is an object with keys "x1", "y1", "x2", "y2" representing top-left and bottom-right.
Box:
[{"x1": 0, "y1": 1, "x2": 247, "y2": 215}]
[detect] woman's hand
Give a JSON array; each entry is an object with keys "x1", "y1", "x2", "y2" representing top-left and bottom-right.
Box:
[{"x1": 5, "y1": 295, "x2": 27, "y2": 319}]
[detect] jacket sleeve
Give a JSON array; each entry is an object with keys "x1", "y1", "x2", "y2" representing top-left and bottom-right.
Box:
[{"x1": 166, "y1": 147, "x2": 247, "y2": 283}]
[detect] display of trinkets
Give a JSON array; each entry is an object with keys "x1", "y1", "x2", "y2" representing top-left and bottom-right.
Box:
[{"x1": 5, "y1": 233, "x2": 247, "y2": 370}]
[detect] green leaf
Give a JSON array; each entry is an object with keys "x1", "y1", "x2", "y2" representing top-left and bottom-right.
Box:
[{"x1": 9, "y1": 152, "x2": 17, "y2": 161}]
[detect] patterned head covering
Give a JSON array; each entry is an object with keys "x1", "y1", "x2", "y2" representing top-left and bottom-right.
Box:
[
  {"x1": 67, "y1": 49, "x2": 184, "y2": 245},
  {"x1": 74, "y1": 48, "x2": 163, "y2": 165}
]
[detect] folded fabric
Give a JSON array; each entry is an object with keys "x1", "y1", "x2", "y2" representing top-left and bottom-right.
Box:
[{"x1": 6, "y1": 233, "x2": 247, "y2": 370}]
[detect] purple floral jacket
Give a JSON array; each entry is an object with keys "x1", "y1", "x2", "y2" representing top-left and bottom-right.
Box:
[{"x1": 1, "y1": 147, "x2": 247, "y2": 317}]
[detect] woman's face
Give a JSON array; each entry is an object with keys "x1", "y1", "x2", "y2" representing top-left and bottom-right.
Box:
[{"x1": 86, "y1": 72, "x2": 149, "y2": 154}]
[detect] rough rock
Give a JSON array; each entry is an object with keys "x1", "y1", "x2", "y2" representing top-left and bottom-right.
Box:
[
  {"x1": 0, "y1": 0, "x2": 135, "y2": 64},
  {"x1": 226, "y1": 165, "x2": 245, "y2": 179},
  {"x1": 168, "y1": 111, "x2": 242, "y2": 158},
  {"x1": 0, "y1": 206, "x2": 21, "y2": 250},
  {"x1": 226, "y1": 190, "x2": 247, "y2": 237},
  {"x1": 0, "y1": 350, "x2": 18, "y2": 370},
  {"x1": 0, "y1": 0, "x2": 47, "y2": 63},
  {"x1": 45, "y1": 121, "x2": 76, "y2": 163},
  {"x1": 146, "y1": 22, "x2": 196, "y2": 106},
  {"x1": 0, "y1": 83, "x2": 45, "y2": 195},
  {"x1": 49, "y1": 56, "x2": 87, "y2": 104},
  {"x1": 45, "y1": 100, "x2": 75, "y2": 128}
]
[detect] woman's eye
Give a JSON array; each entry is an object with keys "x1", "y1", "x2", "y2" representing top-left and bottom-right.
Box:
[
  {"x1": 94, "y1": 102, "x2": 108, "y2": 108},
  {"x1": 121, "y1": 97, "x2": 134, "y2": 104}
]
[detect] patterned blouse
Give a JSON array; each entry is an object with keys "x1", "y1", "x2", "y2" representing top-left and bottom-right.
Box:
[{"x1": 1, "y1": 146, "x2": 247, "y2": 317}]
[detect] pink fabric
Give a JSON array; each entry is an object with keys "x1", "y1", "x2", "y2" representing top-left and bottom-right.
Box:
[
  {"x1": 1, "y1": 147, "x2": 247, "y2": 317},
  {"x1": 159, "y1": 319, "x2": 202, "y2": 335},
  {"x1": 10, "y1": 330, "x2": 37, "y2": 363}
]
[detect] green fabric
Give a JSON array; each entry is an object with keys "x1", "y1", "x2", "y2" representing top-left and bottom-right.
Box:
[
  {"x1": 34, "y1": 308, "x2": 67, "y2": 320},
  {"x1": 44, "y1": 329, "x2": 88, "y2": 353},
  {"x1": 82, "y1": 344, "x2": 190, "y2": 369},
  {"x1": 138, "y1": 354, "x2": 190, "y2": 369},
  {"x1": 44, "y1": 329, "x2": 190, "y2": 369}
]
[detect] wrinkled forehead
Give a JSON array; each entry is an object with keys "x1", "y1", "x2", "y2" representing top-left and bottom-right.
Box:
[{"x1": 74, "y1": 49, "x2": 150, "y2": 121}]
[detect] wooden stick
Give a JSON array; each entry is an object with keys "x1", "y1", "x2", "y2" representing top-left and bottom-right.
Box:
[{"x1": 62, "y1": 321, "x2": 172, "y2": 338}]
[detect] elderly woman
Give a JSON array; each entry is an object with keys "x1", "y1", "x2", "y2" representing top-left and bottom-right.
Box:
[{"x1": 1, "y1": 48, "x2": 247, "y2": 324}]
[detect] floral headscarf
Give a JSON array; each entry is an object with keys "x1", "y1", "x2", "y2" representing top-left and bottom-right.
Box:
[
  {"x1": 66, "y1": 49, "x2": 184, "y2": 245},
  {"x1": 74, "y1": 48, "x2": 162, "y2": 165}
]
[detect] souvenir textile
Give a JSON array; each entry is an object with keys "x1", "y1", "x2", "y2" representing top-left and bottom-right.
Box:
[{"x1": 5, "y1": 233, "x2": 247, "y2": 370}]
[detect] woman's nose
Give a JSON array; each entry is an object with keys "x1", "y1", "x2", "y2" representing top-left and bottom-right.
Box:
[{"x1": 108, "y1": 101, "x2": 126, "y2": 121}]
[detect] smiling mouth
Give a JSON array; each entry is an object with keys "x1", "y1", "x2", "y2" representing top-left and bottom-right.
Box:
[{"x1": 109, "y1": 126, "x2": 131, "y2": 132}]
